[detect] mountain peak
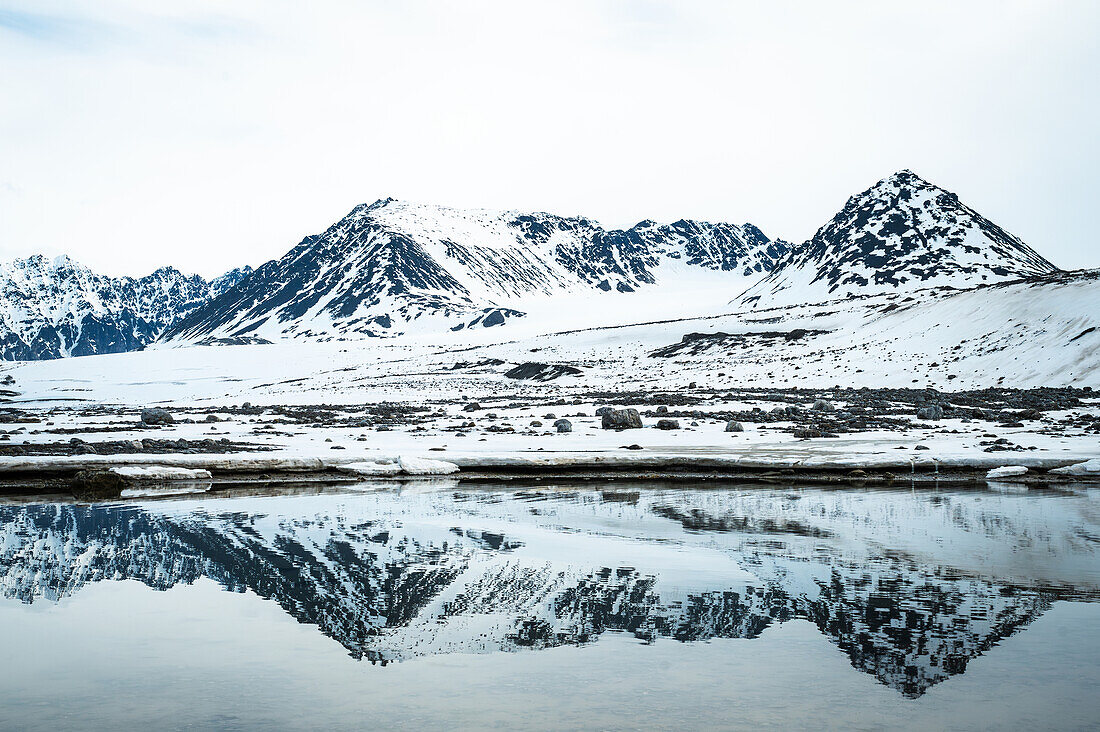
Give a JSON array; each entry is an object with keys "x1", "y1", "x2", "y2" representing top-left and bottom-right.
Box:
[
  {"x1": 735, "y1": 172, "x2": 1058, "y2": 309},
  {"x1": 884, "y1": 168, "x2": 925, "y2": 185}
]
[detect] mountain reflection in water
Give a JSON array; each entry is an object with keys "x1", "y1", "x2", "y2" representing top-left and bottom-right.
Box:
[{"x1": 1, "y1": 483, "x2": 1097, "y2": 699}]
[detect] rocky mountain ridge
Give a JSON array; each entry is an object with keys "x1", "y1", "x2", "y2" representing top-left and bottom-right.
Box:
[
  {"x1": 0, "y1": 255, "x2": 252, "y2": 360},
  {"x1": 162, "y1": 198, "x2": 789, "y2": 343},
  {"x1": 2, "y1": 170, "x2": 1067, "y2": 358}
]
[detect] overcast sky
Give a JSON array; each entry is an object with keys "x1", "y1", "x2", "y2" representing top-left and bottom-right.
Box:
[{"x1": 1, "y1": 0, "x2": 1097, "y2": 277}]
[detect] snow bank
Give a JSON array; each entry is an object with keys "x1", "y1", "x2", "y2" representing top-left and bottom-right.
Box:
[
  {"x1": 398, "y1": 456, "x2": 460, "y2": 475},
  {"x1": 110, "y1": 466, "x2": 213, "y2": 481},
  {"x1": 986, "y1": 466, "x2": 1028, "y2": 479},
  {"x1": 1050, "y1": 458, "x2": 1100, "y2": 476},
  {"x1": 336, "y1": 461, "x2": 402, "y2": 476}
]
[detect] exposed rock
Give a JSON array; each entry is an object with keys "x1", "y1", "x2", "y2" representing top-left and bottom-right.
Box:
[
  {"x1": 916, "y1": 405, "x2": 945, "y2": 421},
  {"x1": 504, "y1": 363, "x2": 583, "y2": 382},
  {"x1": 72, "y1": 470, "x2": 126, "y2": 500},
  {"x1": 602, "y1": 409, "x2": 643, "y2": 430},
  {"x1": 141, "y1": 408, "x2": 175, "y2": 426},
  {"x1": 554, "y1": 419, "x2": 572, "y2": 433},
  {"x1": 725, "y1": 420, "x2": 744, "y2": 432},
  {"x1": 812, "y1": 400, "x2": 836, "y2": 412},
  {"x1": 655, "y1": 419, "x2": 680, "y2": 430}
]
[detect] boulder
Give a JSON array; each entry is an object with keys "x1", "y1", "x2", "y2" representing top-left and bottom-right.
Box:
[
  {"x1": 602, "y1": 408, "x2": 643, "y2": 430},
  {"x1": 811, "y1": 400, "x2": 835, "y2": 413},
  {"x1": 72, "y1": 470, "x2": 126, "y2": 500},
  {"x1": 554, "y1": 419, "x2": 572, "y2": 433},
  {"x1": 141, "y1": 408, "x2": 174, "y2": 426},
  {"x1": 916, "y1": 405, "x2": 945, "y2": 421},
  {"x1": 724, "y1": 420, "x2": 744, "y2": 432},
  {"x1": 595, "y1": 406, "x2": 614, "y2": 417},
  {"x1": 655, "y1": 419, "x2": 680, "y2": 430}
]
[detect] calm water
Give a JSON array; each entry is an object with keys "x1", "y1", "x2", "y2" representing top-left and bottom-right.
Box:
[{"x1": 1, "y1": 481, "x2": 1098, "y2": 731}]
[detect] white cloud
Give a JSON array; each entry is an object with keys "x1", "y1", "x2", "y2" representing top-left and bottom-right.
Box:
[{"x1": 1, "y1": 0, "x2": 1097, "y2": 277}]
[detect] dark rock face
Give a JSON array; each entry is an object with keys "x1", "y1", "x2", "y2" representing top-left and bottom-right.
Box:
[
  {"x1": 0, "y1": 256, "x2": 253, "y2": 361},
  {"x1": 812, "y1": 400, "x2": 835, "y2": 412},
  {"x1": 161, "y1": 199, "x2": 789, "y2": 343},
  {"x1": 554, "y1": 419, "x2": 572, "y2": 433},
  {"x1": 655, "y1": 419, "x2": 680, "y2": 430},
  {"x1": 602, "y1": 408, "x2": 643, "y2": 430},
  {"x1": 504, "y1": 363, "x2": 584, "y2": 382},
  {"x1": 725, "y1": 420, "x2": 744, "y2": 432}
]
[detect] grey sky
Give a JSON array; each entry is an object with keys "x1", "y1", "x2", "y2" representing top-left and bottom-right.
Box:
[{"x1": 1, "y1": 0, "x2": 1096, "y2": 277}]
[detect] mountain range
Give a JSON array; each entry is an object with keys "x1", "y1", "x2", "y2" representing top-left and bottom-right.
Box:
[
  {"x1": 0, "y1": 256, "x2": 252, "y2": 360},
  {"x1": 0, "y1": 170, "x2": 1066, "y2": 360},
  {"x1": 161, "y1": 199, "x2": 789, "y2": 342}
]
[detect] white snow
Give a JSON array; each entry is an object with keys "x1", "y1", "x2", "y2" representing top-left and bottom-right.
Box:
[
  {"x1": 1050, "y1": 458, "x2": 1100, "y2": 475},
  {"x1": 336, "y1": 461, "x2": 402, "y2": 476},
  {"x1": 397, "y1": 456, "x2": 460, "y2": 475},
  {"x1": 986, "y1": 466, "x2": 1028, "y2": 479}
]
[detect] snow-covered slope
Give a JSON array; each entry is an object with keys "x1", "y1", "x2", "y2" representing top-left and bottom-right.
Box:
[
  {"x1": 736, "y1": 170, "x2": 1058, "y2": 309},
  {"x1": 0, "y1": 255, "x2": 252, "y2": 360},
  {"x1": 162, "y1": 199, "x2": 788, "y2": 343}
]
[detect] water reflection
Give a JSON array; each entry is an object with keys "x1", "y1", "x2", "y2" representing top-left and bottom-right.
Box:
[{"x1": 1, "y1": 483, "x2": 1097, "y2": 698}]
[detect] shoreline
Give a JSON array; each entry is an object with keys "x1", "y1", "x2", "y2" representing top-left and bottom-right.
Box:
[{"x1": 0, "y1": 449, "x2": 1096, "y2": 499}]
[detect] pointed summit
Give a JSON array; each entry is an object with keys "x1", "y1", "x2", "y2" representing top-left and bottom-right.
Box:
[{"x1": 736, "y1": 171, "x2": 1058, "y2": 308}]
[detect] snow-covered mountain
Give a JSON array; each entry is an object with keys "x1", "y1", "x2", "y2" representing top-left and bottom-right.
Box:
[
  {"x1": 0, "y1": 255, "x2": 252, "y2": 360},
  {"x1": 3, "y1": 171, "x2": 1072, "y2": 358},
  {"x1": 736, "y1": 170, "x2": 1059, "y2": 309},
  {"x1": 162, "y1": 199, "x2": 788, "y2": 343}
]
